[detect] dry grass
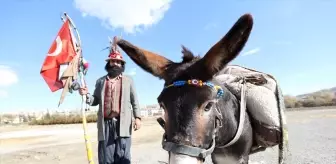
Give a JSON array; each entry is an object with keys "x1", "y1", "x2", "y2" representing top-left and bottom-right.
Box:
[{"x1": 28, "y1": 113, "x2": 97, "y2": 125}]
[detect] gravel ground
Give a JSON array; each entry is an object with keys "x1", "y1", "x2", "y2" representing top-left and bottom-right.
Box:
[{"x1": 1, "y1": 109, "x2": 336, "y2": 164}]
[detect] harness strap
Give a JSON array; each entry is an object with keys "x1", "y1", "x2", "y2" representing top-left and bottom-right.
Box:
[{"x1": 216, "y1": 78, "x2": 247, "y2": 148}]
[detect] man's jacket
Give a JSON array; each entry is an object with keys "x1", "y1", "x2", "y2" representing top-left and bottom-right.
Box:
[{"x1": 88, "y1": 74, "x2": 141, "y2": 141}]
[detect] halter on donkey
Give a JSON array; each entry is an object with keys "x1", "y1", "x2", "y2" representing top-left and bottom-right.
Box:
[{"x1": 116, "y1": 13, "x2": 289, "y2": 164}]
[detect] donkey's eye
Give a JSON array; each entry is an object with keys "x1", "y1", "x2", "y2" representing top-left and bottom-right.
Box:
[{"x1": 204, "y1": 102, "x2": 214, "y2": 111}]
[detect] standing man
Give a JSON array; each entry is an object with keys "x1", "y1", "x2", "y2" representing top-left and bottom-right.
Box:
[{"x1": 79, "y1": 37, "x2": 142, "y2": 164}]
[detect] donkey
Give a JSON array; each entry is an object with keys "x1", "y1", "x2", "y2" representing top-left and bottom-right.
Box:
[{"x1": 117, "y1": 13, "x2": 265, "y2": 164}]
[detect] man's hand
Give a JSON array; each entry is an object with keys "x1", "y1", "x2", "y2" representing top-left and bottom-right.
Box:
[
  {"x1": 134, "y1": 118, "x2": 141, "y2": 131},
  {"x1": 79, "y1": 87, "x2": 90, "y2": 104},
  {"x1": 79, "y1": 87, "x2": 88, "y2": 95}
]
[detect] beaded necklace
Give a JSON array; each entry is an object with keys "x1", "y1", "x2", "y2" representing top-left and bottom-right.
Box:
[{"x1": 164, "y1": 79, "x2": 224, "y2": 98}]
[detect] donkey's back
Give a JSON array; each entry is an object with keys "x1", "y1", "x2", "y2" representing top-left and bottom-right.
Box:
[{"x1": 215, "y1": 64, "x2": 289, "y2": 162}]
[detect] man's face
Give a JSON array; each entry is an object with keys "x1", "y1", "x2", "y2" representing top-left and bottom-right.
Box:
[
  {"x1": 105, "y1": 59, "x2": 125, "y2": 77},
  {"x1": 109, "y1": 60, "x2": 123, "y2": 67}
]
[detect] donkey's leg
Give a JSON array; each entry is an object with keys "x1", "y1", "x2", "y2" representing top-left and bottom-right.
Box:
[
  {"x1": 211, "y1": 152, "x2": 239, "y2": 164},
  {"x1": 212, "y1": 114, "x2": 254, "y2": 164},
  {"x1": 238, "y1": 155, "x2": 249, "y2": 164},
  {"x1": 237, "y1": 115, "x2": 253, "y2": 164},
  {"x1": 211, "y1": 151, "x2": 251, "y2": 164}
]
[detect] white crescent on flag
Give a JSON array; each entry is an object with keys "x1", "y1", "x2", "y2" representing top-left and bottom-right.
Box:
[{"x1": 47, "y1": 36, "x2": 63, "y2": 56}]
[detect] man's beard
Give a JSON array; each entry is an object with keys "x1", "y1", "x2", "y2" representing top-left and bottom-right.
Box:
[{"x1": 105, "y1": 63, "x2": 125, "y2": 78}]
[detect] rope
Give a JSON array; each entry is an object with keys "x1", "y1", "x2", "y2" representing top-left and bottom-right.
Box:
[{"x1": 216, "y1": 78, "x2": 247, "y2": 148}]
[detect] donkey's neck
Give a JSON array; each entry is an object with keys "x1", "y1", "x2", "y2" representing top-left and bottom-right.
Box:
[{"x1": 216, "y1": 88, "x2": 240, "y2": 146}]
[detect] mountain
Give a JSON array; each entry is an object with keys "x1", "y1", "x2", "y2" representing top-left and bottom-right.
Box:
[
  {"x1": 285, "y1": 86, "x2": 336, "y2": 108},
  {"x1": 296, "y1": 87, "x2": 336, "y2": 99}
]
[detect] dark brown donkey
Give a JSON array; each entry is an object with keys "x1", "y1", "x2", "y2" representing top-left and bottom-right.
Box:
[{"x1": 117, "y1": 14, "x2": 273, "y2": 164}]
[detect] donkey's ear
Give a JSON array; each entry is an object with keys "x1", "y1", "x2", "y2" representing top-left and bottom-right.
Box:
[
  {"x1": 200, "y1": 14, "x2": 253, "y2": 79},
  {"x1": 117, "y1": 39, "x2": 172, "y2": 80}
]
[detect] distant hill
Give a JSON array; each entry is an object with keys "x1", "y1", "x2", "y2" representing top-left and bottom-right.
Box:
[
  {"x1": 285, "y1": 87, "x2": 336, "y2": 108},
  {"x1": 296, "y1": 87, "x2": 336, "y2": 99}
]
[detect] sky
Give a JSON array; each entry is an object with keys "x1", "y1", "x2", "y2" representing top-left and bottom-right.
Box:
[{"x1": 0, "y1": 0, "x2": 336, "y2": 113}]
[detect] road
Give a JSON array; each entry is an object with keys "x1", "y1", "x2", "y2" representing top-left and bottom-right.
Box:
[{"x1": 1, "y1": 109, "x2": 336, "y2": 164}]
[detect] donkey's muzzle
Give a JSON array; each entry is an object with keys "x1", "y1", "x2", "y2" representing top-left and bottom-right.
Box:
[{"x1": 161, "y1": 134, "x2": 216, "y2": 160}]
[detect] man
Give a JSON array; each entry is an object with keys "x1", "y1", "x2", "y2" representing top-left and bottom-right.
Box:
[{"x1": 79, "y1": 42, "x2": 142, "y2": 164}]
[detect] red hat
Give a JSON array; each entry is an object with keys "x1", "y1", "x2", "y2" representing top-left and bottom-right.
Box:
[{"x1": 105, "y1": 50, "x2": 125, "y2": 63}]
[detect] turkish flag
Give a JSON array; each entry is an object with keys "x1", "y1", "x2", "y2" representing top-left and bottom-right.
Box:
[{"x1": 40, "y1": 19, "x2": 77, "y2": 92}]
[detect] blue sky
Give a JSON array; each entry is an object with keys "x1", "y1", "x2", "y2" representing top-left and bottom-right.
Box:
[{"x1": 0, "y1": 0, "x2": 335, "y2": 113}]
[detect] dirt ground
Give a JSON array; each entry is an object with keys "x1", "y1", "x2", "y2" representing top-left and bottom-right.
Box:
[
  {"x1": 0, "y1": 118, "x2": 167, "y2": 164},
  {"x1": 1, "y1": 109, "x2": 336, "y2": 164}
]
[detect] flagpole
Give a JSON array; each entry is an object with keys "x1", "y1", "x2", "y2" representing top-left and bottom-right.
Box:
[{"x1": 61, "y1": 12, "x2": 95, "y2": 164}]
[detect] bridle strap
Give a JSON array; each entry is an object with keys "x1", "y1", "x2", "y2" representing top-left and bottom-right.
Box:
[{"x1": 162, "y1": 134, "x2": 216, "y2": 159}]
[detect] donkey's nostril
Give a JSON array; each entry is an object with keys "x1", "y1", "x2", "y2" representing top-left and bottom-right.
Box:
[{"x1": 172, "y1": 135, "x2": 180, "y2": 143}]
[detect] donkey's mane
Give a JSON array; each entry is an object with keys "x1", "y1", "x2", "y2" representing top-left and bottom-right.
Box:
[
  {"x1": 181, "y1": 45, "x2": 201, "y2": 63},
  {"x1": 163, "y1": 46, "x2": 204, "y2": 84}
]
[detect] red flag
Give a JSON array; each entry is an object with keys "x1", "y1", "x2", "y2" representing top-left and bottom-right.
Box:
[{"x1": 40, "y1": 19, "x2": 77, "y2": 92}]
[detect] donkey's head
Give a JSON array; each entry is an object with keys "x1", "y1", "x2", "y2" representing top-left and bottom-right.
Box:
[{"x1": 117, "y1": 13, "x2": 253, "y2": 164}]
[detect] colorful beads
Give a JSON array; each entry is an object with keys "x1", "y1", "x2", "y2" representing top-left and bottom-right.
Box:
[
  {"x1": 173, "y1": 81, "x2": 186, "y2": 86},
  {"x1": 164, "y1": 79, "x2": 224, "y2": 98},
  {"x1": 217, "y1": 89, "x2": 224, "y2": 97}
]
